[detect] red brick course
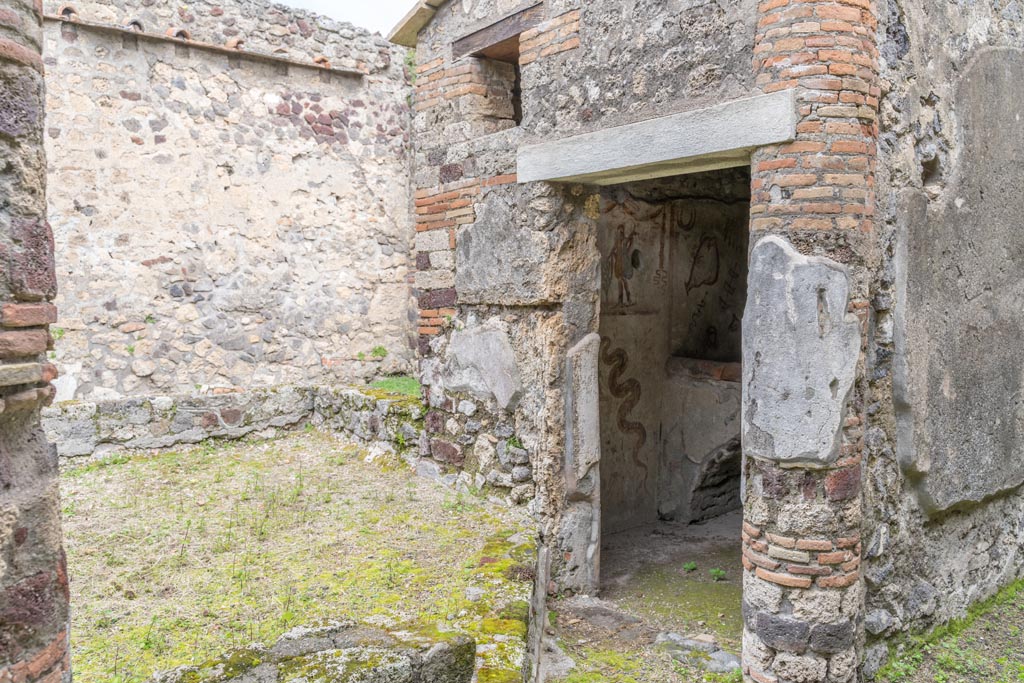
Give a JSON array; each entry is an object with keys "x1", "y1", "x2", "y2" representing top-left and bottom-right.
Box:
[
  {"x1": 0, "y1": 630, "x2": 70, "y2": 683},
  {"x1": 519, "y1": 10, "x2": 581, "y2": 66},
  {"x1": 750, "y1": 0, "x2": 879, "y2": 238},
  {"x1": 743, "y1": 520, "x2": 863, "y2": 592}
]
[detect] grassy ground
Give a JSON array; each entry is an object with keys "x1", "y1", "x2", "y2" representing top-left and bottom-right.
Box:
[
  {"x1": 370, "y1": 375, "x2": 421, "y2": 397},
  {"x1": 547, "y1": 605, "x2": 742, "y2": 683},
  {"x1": 547, "y1": 514, "x2": 744, "y2": 683},
  {"x1": 62, "y1": 429, "x2": 532, "y2": 683},
  {"x1": 878, "y1": 580, "x2": 1024, "y2": 683}
]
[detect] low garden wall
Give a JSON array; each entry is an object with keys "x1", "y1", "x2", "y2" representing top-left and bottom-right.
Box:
[
  {"x1": 43, "y1": 382, "x2": 536, "y2": 512},
  {"x1": 43, "y1": 385, "x2": 424, "y2": 460}
]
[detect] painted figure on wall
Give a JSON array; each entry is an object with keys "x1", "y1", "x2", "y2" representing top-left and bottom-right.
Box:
[{"x1": 606, "y1": 225, "x2": 637, "y2": 307}]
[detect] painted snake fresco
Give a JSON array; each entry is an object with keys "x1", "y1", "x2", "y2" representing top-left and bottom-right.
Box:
[{"x1": 600, "y1": 336, "x2": 648, "y2": 485}]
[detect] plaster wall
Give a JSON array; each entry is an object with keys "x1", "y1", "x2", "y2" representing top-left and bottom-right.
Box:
[
  {"x1": 862, "y1": 0, "x2": 1024, "y2": 672},
  {"x1": 43, "y1": 1, "x2": 416, "y2": 402}
]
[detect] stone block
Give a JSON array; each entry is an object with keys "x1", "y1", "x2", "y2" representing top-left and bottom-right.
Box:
[
  {"x1": 754, "y1": 612, "x2": 810, "y2": 654},
  {"x1": 0, "y1": 329, "x2": 48, "y2": 358},
  {"x1": 441, "y1": 321, "x2": 523, "y2": 411},
  {"x1": 455, "y1": 192, "x2": 553, "y2": 305},
  {"x1": 0, "y1": 362, "x2": 42, "y2": 387},
  {"x1": 772, "y1": 652, "x2": 827, "y2": 683},
  {"x1": 809, "y1": 620, "x2": 854, "y2": 654},
  {"x1": 517, "y1": 91, "x2": 797, "y2": 185},
  {"x1": 1, "y1": 303, "x2": 57, "y2": 328},
  {"x1": 565, "y1": 333, "x2": 600, "y2": 490},
  {"x1": 9, "y1": 217, "x2": 57, "y2": 302},
  {"x1": 742, "y1": 236, "x2": 860, "y2": 466}
]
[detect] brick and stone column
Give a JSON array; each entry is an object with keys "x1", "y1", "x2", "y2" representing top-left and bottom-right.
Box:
[
  {"x1": 0, "y1": 1, "x2": 70, "y2": 681},
  {"x1": 741, "y1": 0, "x2": 879, "y2": 681}
]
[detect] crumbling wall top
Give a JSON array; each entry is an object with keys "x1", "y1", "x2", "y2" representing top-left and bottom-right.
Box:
[{"x1": 44, "y1": 0, "x2": 404, "y2": 76}]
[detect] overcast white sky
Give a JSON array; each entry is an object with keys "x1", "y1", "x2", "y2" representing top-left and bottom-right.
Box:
[{"x1": 276, "y1": 0, "x2": 412, "y2": 36}]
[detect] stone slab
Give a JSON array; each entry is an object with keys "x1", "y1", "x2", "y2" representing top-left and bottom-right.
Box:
[
  {"x1": 742, "y1": 236, "x2": 860, "y2": 467},
  {"x1": 893, "y1": 48, "x2": 1024, "y2": 514},
  {"x1": 517, "y1": 91, "x2": 797, "y2": 186},
  {"x1": 565, "y1": 333, "x2": 601, "y2": 491},
  {"x1": 0, "y1": 362, "x2": 43, "y2": 387},
  {"x1": 454, "y1": 192, "x2": 552, "y2": 305},
  {"x1": 444, "y1": 322, "x2": 524, "y2": 411}
]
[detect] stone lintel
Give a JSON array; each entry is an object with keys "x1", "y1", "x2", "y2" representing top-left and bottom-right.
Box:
[
  {"x1": 516, "y1": 90, "x2": 797, "y2": 185},
  {"x1": 388, "y1": 1, "x2": 445, "y2": 47}
]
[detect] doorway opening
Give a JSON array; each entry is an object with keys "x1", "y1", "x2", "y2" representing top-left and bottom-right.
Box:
[{"x1": 595, "y1": 166, "x2": 750, "y2": 646}]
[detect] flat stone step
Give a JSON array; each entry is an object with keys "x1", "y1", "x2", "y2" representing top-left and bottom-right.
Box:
[{"x1": 150, "y1": 620, "x2": 476, "y2": 683}]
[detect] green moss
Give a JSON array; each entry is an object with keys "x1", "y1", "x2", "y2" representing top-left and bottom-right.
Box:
[
  {"x1": 277, "y1": 648, "x2": 408, "y2": 682},
  {"x1": 560, "y1": 648, "x2": 645, "y2": 683},
  {"x1": 478, "y1": 618, "x2": 528, "y2": 640},
  {"x1": 606, "y1": 561, "x2": 742, "y2": 649},
  {"x1": 477, "y1": 667, "x2": 522, "y2": 683},
  {"x1": 178, "y1": 646, "x2": 264, "y2": 682},
  {"x1": 498, "y1": 600, "x2": 530, "y2": 623},
  {"x1": 63, "y1": 432, "x2": 535, "y2": 682}
]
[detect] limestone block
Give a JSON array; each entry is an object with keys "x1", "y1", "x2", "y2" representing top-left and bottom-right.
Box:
[
  {"x1": 42, "y1": 401, "x2": 99, "y2": 457},
  {"x1": 664, "y1": 362, "x2": 741, "y2": 466},
  {"x1": 517, "y1": 91, "x2": 797, "y2": 186},
  {"x1": 565, "y1": 333, "x2": 601, "y2": 491},
  {"x1": 0, "y1": 363, "x2": 43, "y2": 387},
  {"x1": 455, "y1": 192, "x2": 552, "y2": 305},
  {"x1": 442, "y1": 321, "x2": 523, "y2": 411},
  {"x1": 742, "y1": 236, "x2": 860, "y2": 467},
  {"x1": 553, "y1": 500, "x2": 600, "y2": 593}
]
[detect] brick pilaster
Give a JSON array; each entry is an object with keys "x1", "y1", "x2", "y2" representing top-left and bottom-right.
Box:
[
  {"x1": 743, "y1": 0, "x2": 878, "y2": 681},
  {"x1": 0, "y1": 0, "x2": 70, "y2": 680},
  {"x1": 412, "y1": 174, "x2": 516, "y2": 356}
]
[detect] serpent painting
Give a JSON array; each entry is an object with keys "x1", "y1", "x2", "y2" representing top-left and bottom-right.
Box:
[{"x1": 600, "y1": 336, "x2": 648, "y2": 485}]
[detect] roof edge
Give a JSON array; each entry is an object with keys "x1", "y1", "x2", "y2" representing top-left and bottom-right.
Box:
[{"x1": 388, "y1": 0, "x2": 445, "y2": 47}]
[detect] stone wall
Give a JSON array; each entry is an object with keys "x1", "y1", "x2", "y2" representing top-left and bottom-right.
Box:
[
  {"x1": 43, "y1": 0, "x2": 416, "y2": 403},
  {"x1": 44, "y1": 0, "x2": 391, "y2": 70},
  {"x1": 861, "y1": 1, "x2": 1024, "y2": 675},
  {"x1": 408, "y1": 1, "x2": 764, "y2": 613},
  {"x1": 43, "y1": 384, "x2": 426, "y2": 460},
  {"x1": 404, "y1": 0, "x2": 1024, "y2": 680},
  {"x1": 0, "y1": 0, "x2": 72, "y2": 680}
]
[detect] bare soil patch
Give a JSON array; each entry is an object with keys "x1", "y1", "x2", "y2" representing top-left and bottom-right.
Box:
[{"x1": 546, "y1": 513, "x2": 743, "y2": 683}]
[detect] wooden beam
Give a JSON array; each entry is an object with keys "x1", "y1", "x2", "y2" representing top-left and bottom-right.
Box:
[{"x1": 452, "y1": 3, "x2": 544, "y2": 62}]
